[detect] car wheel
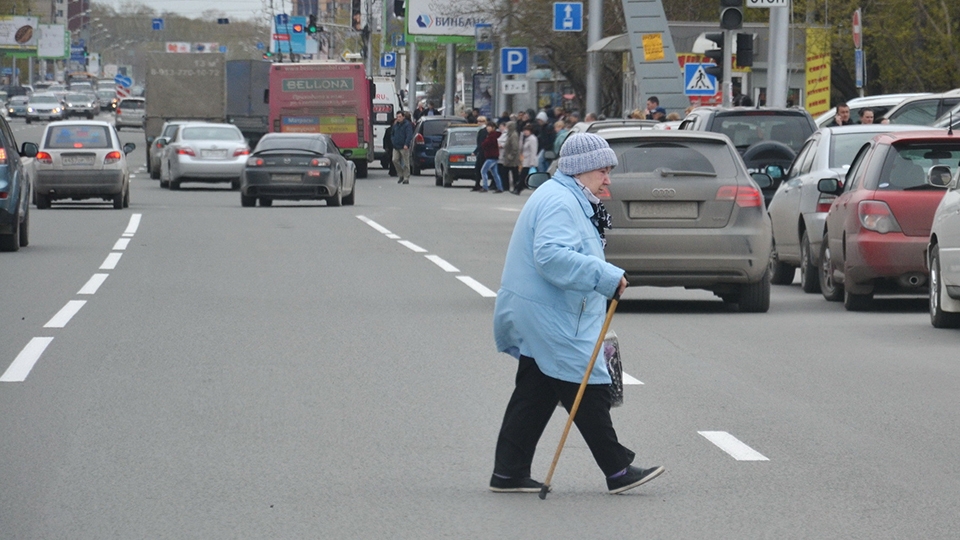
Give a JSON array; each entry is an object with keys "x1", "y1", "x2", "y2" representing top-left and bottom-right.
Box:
[
  {"x1": 122, "y1": 186, "x2": 130, "y2": 208},
  {"x1": 738, "y1": 270, "x2": 771, "y2": 313},
  {"x1": 355, "y1": 160, "x2": 368, "y2": 179},
  {"x1": 769, "y1": 242, "x2": 796, "y2": 285},
  {"x1": 0, "y1": 211, "x2": 20, "y2": 252},
  {"x1": 150, "y1": 160, "x2": 160, "y2": 180},
  {"x1": 929, "y1": 245, "x2": 960, "y2": 328},
  {"x1": 328, "y1": 181, "x2": 343, "y2": 207},
  {"x1": 412, "y1": 162, "x2": 421, "y2": 176},
  {"x1": 843, "y1": 289, "x2": 873, "y2": 311},
  {"x1": 25, "y1": 117, "x2": 31, "y2": 124},
  {"x1": 819, "y1": 235, "x2": 843, "y2": 301},
  {"x1": 115, "y1": 125, "x2": 121, "y2": 131},
  {"x1": 443, "y1": 168, "x2": 453, "y2": 188},
  {"x1": 342, "y1": 184, "x2": 355, "y2": 206},
  {"x1": 35, "y1": 193, "x2": 50, "y2": 209},
  {"x1": 435, "y1": 166, "x2": 443, "y2": 186},
  {"x1": 241, "y1": 194, "x2": 256, "y2": 207},
  {"x1": 799, "y1": 231, "x2": 820, "y2": 293},
  {"x1": 159, "y1": 179, "x2": 169, "y2": 189},
  {"x1": 259, "y1": 198, "x2": 272, "y2": 207},
  {"x1": 113, "y1": 191, "x2": 124, "y2": 209},
  {"x1": 169, "y1": 180, "x2": 180, "y2": 190},
  {"x1": 18, "y1": 205, "x2": 28, "y2": 247}
]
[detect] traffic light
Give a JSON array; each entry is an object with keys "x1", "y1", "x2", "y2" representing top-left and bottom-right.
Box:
[
  {"x1": 262, "y1": 50, "x2": 273, "y2": 60},
  {"x1": 83, "y1": 46, "x2": 89, "y2": 58},
  {"x1": 307, "y1": 14, "x2": 318, "y2": 34},
  {"x1": 736, "y1": 33, "x2": 754, "y2": 68},
  {"x1": 393, "y1": 0, "x2": 405, "y2": 18},
  {"x1": 292, "y1": 23, "x2": 304, "y2": 33},
  {"x1": 217, "y1": 18, "x2": 229, "y2": 24},
  {"x1": 720, "y1": 0, "x2": 743, "y2": 30},
  {"x1": 704, "y1": 32, "x2": 724, "y2": 80},
  {"x1": 352, "y1": 0, "x2": 362, "y2": 31}
]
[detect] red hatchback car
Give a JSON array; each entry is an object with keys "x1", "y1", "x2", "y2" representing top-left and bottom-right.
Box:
[{"x1": 817, "y1": 130, "x2": 959, "y2": 310}]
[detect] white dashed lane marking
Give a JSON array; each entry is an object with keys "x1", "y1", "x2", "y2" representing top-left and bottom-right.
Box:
[
  {"x1": 699, "y1": 431, "x2": 769, "y2": 461},
  {"x1": 0, "y1": 338, "x2": 54, "y2": 382},
  {"x1": 78, "y1": 274, "x2": 109, "y2": 295}
]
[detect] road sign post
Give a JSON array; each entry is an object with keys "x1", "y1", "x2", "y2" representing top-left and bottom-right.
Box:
[
  {"x1": 553, "y1": 2, "x2": 583, "y2": 32},
  {"x1": 500, "y1": 47, "x2": 528, "y2": 75}
]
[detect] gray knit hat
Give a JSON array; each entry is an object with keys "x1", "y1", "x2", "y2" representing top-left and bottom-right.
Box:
[{"x1": 558, "y1": 132, "x2": 618, "y2": 176}]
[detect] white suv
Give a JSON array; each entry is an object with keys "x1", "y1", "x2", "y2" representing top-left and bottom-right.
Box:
[{"x1": 114, "y1": 98, "x2": 145, "y2": 130}]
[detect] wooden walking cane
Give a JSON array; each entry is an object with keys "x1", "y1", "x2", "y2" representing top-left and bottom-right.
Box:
[{"x1": 539, "y1": 295, "x2": 620, "y2": 500}]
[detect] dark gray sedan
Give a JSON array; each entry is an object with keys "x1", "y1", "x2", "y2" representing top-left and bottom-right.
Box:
[{"x1": 240, "y1": 133, "x2": 356, "y2": 207}]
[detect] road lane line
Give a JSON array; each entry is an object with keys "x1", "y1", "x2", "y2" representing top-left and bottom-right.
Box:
[
  {"x1": 100, "y1": 253, "x2": 122, "y2": 270},
  {"x1": 398, "y1": 240, "x2": 427, "y2": 253},
  {"x1": 0, "y1": 338, "x2": 54, "y2": 382},
  {"x1": 44, "y1": 300, "x2": 87, "y2": 328},
  {"x1": 356, "y1": 215, "x2": 393, "y2": 235},
  {"x1": 623, "y1": 372, "x2": 643, "y2": 385},
  {"x1": 113, "y1": 238, "x2": 130, "y2": 250},
  {"x1": 123, "y1": 213, "x2": 142, "y2": 237},
  {"x1": 78, "y1": 274, "x2": 109, "y2": 295},
  {"x1": 425, "y1": 255, "x2": 459, "y2": 273},
  {"x1": 386, "y1": 233, "x2": 401, "y2": 239},
  {"x1": 698, "y1": 431, "x2": 769, "y2": 461},
  {"x1": 456, "y1": 276, "x2": 497, "y2": 298}
]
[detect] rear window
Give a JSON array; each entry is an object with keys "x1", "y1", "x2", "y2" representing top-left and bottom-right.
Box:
[
  {"x1": 182, "y1": 126, "x2": 242, "y2": 141},
  {"x1": 608, "y1": 140, "x2": 738, "y2": 177},
  {"x1": 713, "y1": 114, "x2": 812, "y2": 152},
  {"x1": 45, "y1": 125, "x2": 112, "y2": 149},
  {"x1": 422, "y1": 120, "x2": 464, "y2": 137},
  {"x1": 873, "y1": 142, "x2": 960, "y2": 190},
  {"x1": 447, "y1": 131, "x2": 476, "y2": 146},
  {"x1": 829, "y1": 132, "x2": 882, "y2": 168},
  {"x1": 255, "y1": 136, "x2": 326, "y2": 154},
  {"x1": 118, "y1": 100, "x2": 144, "y2": 110}
]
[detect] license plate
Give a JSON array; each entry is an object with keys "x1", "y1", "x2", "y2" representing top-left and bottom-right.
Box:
[
  {"x1": 466, "y1": 155, "x2": 476, "y2": 163},
  {"x1": 629, "y1": 201, "x2": 698, "y2": 219},
  {"x1": 61, "y1": 155, "x2": 95, "y2": 166},
  {"x1": 201, "y1": 149, "x2": 228, "y2": 158},
  {"x1": 271, "y1": 174, "x2": 302, "y2": 182}
]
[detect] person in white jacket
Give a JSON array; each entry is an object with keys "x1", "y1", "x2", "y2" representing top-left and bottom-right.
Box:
[{"x1": 515, "y1": 123, "x2": 539, "y2": 194}]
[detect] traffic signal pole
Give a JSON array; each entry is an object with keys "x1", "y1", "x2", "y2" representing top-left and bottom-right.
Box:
[
  {"x1": 766, "y1": 4, "x2": 789, "y2": 107},
  {"x1": 722, "y1": 30, "x2": 733, "y2": 107}
]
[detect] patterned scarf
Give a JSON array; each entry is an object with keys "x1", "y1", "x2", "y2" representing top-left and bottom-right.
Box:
[{"x1": 575, "y1": 178, "x2": 613, "y2": 249}]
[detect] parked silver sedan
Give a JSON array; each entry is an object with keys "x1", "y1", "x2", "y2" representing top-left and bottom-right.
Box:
[
  {"x1": 767, "y1": 124, "x2": 936, "y2": 292},
  {"x1": 158, "y1": 123, "x2": 249, "y2": 190},
  {"x1": 31, "y1": 121, "x2": 134, "y2": 209}
]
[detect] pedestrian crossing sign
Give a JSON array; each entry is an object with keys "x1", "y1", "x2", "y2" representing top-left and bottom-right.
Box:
[{"x1": 684, "y1": 63, "x2": 718, "y2": 96}]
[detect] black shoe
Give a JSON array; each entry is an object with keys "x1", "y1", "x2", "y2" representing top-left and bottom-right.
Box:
[
  {"x1": 489, "y1": 475, "x2": 547, "y2": 493},
  {"x1": 471, "y1": 187, "x2": 481, "y2": 192},
  {"x1": 397, "y1": 177, "x2": 403, "y2": 184},
  {"x1": 606, "y1": 465, "x2": 664, "y2": 494},
  {"x1": 402, "y1": 179, "x2": 409, "y2": 184}
]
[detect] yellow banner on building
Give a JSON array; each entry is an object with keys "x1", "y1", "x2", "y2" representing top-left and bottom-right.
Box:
[
  {"x1": 642, "y1": 34, "x2": 665, "y2": 62},
  {"x1": 805, "y1": 27, "x2": 831, "y2": 116}
]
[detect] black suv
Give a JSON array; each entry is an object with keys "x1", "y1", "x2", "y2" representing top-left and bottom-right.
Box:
[
  {"x1": 411, "y1": 116, "x2": 467, "y2": 175},
  {"x1": 679, "y1": 107, "x2": 817, "y2": 204},
  {"x1": 0, "y1": 115, "x2": 39, "y2": 251}
]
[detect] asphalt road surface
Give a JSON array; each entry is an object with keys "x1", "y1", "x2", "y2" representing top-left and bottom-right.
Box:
[{"x1": 2, "y1": 118, "x2": 959, "y2": 538}]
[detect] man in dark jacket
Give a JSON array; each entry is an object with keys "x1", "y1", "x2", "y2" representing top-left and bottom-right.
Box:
[
  {"x1": 471, "y1": 115, "x2": 488, "y2": 191},
  {"x1": 391, "y1": 111, "x2": 414, "y2": 184}
]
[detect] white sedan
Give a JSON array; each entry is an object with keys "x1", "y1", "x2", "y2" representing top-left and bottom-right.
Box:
[{"x1": 158, "y1": 123, "x2": 249, "y2": 190}]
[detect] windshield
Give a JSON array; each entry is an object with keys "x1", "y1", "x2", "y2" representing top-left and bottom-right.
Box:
[
  {"x1": 66, "y1": 94, "x2": 90, "y2": 102},
  {"x1": 31, "y1": 95, "x2": 59, "y2": 104},
  {"x1": 182, "y1": 126, "x2": 242, "y2": 141},
  {"x1": 607, "y1": 140, "x2": 738, "y2": 176},
  {"x1": 255, "y1": 136, "x2": 326, "y2": 154},
  {"x1": 829, "y1": 132, "x2": 883, "y2": 168},
  {"x1": 45, "y1": 125, "x2": 112, "y2": 149},
  {"x1": 714, "y1": 114, "x2": 813, "y2": 152}
]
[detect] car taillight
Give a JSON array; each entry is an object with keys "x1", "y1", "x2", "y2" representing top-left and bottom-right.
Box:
[
  {"x1": 115, "y1": 108, "x2": 122, "y2": 115},
  {"x1": 0, "y1": 148, "x2": 6, "y2": 164},
  {"x1": 716, "y1": 185, "x2": 763, "y2": 207},
  {"x1": 104, "y1": 151, "x2": 122, "y2": 164},
  {"x1": 414, "y1": 133, "x2": 424, "y2": 144},
  {"x1": 449, "y1": 155, "x2": 464, "y2": 163},
  {"x1": 858, "y1": 200, "x2": 902, "y2": 233},
  {"x1": 816, "y1": 193, "x2": 836, "y2": 213},
  {"x1": 233, "y1": 148, "x2": 250, "y2": 157},
  {"x1": 246, "y1": 157, "x2": 264, "y2": 167},
  {"x1": 310, "y1": 158, "x2": 331, "y2": 166},
  {"x1": 177, "y1": 147, "x2": 196, "y2": 156},
  {"x1": 597, "y1": 186, "x2": 611, "y2": 200},
  {"x1": 36, "y1": 151, "x2": 53, "y2": 164}
]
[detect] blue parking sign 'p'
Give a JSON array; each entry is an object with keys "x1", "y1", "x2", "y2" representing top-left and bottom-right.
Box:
[
  {"x1": 381, "y1": 52, "x2": 397, "y2": 69},
  {"x1": 501, "y1": 47, "x2": 528, "y2": 75}
]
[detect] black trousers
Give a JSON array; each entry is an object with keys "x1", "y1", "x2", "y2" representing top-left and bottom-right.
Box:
[{"x1": 493, "y1": 355, "x2": 635, "y2": 479}]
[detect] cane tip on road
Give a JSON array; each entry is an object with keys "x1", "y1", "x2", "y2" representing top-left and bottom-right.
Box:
[{"x1": 538, "y1": 485, "x2": 550, "y2": 500}]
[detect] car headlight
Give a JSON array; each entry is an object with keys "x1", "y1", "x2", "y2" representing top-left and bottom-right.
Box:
[{"x1": 27, "y1": 107, "x2": 34, "y2": 112}]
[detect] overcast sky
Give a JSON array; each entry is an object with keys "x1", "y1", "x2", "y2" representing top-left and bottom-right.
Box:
[{"x1": 97, "y1": 0, "x2": 269, "y2": 21}]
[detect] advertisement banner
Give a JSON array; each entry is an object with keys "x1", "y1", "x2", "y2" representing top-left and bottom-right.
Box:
[
  {"x1": 406, "y1": 0, "x2": 490, "y2": 40},
  {"x1": 37, "y1": 24, "x2": 66, "y2": 58},
  {"x1": 804, "y1": 27, "x2": 831, "y2": 116},
  {"x1": 0, "y1": 16, "x2": 39, "y2": 48}
]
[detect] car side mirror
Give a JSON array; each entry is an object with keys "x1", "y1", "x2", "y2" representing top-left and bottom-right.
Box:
[
  {"x1": 526, "y1": 171, "x2": 550, "y2": 189},
  {"x1": 156, "y1": 138, "x2": 168, "y2": 148},
  {"x1": 927, "y1": 165, "x2": 952, "y2": 188},
  {"x1": 123, "y1": 142, "x2": 136, "y2": 155},
  {"x1": 818, "y1": 178, "x2": 841, "y2": 194},
  {"x1": 751, "y1": 172, "x2": 773, "y2": 189},
  {"x1": 342, "y1": 149, "x2": 353, "y2": 159},
  {"x1": 20, "y1": 142, "x2": 38, "y2": 158}
]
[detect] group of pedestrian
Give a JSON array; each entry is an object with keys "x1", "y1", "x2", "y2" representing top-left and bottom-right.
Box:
[
  {"x1": 828, "y1": 102, "x2": 879, "y2": 126},
  {"x1": 472, "y1": 115, "x2": 544, "y2": 194}
]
